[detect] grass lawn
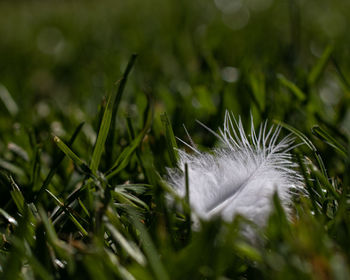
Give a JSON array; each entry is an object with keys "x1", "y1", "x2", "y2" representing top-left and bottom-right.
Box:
[{"x1": 0, "y1": 0, "x2": 350, "y2": 279}]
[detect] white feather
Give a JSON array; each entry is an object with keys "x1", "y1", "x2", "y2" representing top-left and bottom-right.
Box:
[{"x1": 166, "y1": 111, "x2": 303, "y2": 227}]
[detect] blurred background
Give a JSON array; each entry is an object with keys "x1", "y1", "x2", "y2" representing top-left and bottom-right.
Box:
[{"x1": 0, "y1": 0, "x2": 349, "y2": 173}]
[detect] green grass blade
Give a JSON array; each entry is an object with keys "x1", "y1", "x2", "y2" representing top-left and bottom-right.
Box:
[
  {"x1": 53, "y1": 135, "x2": 92, "y2": 175},
  {"x1": 332, "y1": 57, "x2": 350, "y2": 91},
  {"x1": 248, "y1": 71, "x2": 266, "y2": 114},
  {"x1": 128, "y1": 209, "x2": 170, "y2": 280},
  {"x1": 308, "y1": 45, "x2": 333, "y2": 86},
  {"x1": 106, "y1": 54, "x2": 138, "y2": 165},
  {"x1": 36, "y1": 122, "x2": 84, "y2": 201},
  {"x1": 276, "y1": 120, "x2": 328, "y2": 177},
  {"x1": 45, "y1": 190, "x2": 88, "y2": 237},
  {"x1": 112, "y1": 188, "x2": 149, "y2": 211},
  {"x1": 277, "y1": 74, "x2": 306, "y2": 101},
  {"x1": 106, "y1": 222, "x2": 146, "y2": 266},
  {"x1": 30, "y1": 145, "x2": 41, "y2": 192},
  {"x1": 0, "y1": 208, "x2": 18, "y2": 226},
  {"x1": 9, "y1": 176, "x2": 25, "y2": 214},
  {"x1": 37, "y1": 206, "x2": 60, "y2": 245},
  {"x1": 90, "y1": 95, "x2": 113, "y2": 173},
  {"x1": 91, "y1": 54, "x2": 138, "y2": 173},
  {"x1": 311, "y1": 169, "x2": 340, "y2": 200},
  {"x1": 312, "y1": 125, "x2": 347, "y2": 158},
  {"x1": 161, "y1": 112, "x2": 178, "y2": 167},
  {"x1": 0, "y1": 83, "x2": 18, "y2": 116},
  {"x1": 107, "y1": 98, "x2": 152, "y2": 179},
  {"x1": 106, "y1": 131, "x2": 145, "y2": 179},
  {"x1": 0, "y1": 158, "x2": 26, "y2": 177},
  {"x1": 295, "y1": 152, "x2": 322, "y2": 215}
]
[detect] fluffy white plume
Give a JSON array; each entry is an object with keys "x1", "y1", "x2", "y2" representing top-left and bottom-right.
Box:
[{"x1": 166, "y1": 111, "x2": 303, "y2": 227}]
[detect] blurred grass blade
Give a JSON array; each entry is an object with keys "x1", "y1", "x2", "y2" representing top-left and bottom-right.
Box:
[
  {"x1": 7, "y1": 143, "x2": 29, "y2": 162},
  {"x1": 37, "y1": 206, "x2": 74, "y2": 267},
  {"x1": 0, "y1": 208, "x2": 18, "y2": 226},
  {"x1": 0, "y1": 83, "x2": 18, "y2": 116},
  {"x1": 30, "y1": 145, "x2": 41, "y2": 192},
  {"x1": 9, "y1": 175, "x2": 25, "y2": 214},
  {"x1": 249, "y1": 71, "x2": 266, "y2": 113},
  {"x1": 20, "y1": 240, "x2": 54, "y2": 280},
  {"x1": 332, "y1": 57, "x2": 350, "y2": 91},
  {"x1": 128, "y1": 209, "x2": 170, "y2": 280},
  {"x1": 0, "y1": 158, "x2": 26, "y2": 177},
  {"x1": 161, "y1": 112, "x2": 178, "y2": 167},
  {"x1": 312, "y1": 125, "x2": 347, "y2": 158},
  {"x1": 104, "y1": 250, "x2": 137, "y2": 280},
  {"x1": 234, "y1": 242, "x2": 262, "y2": 263},
  {"x1": 53, "y1": 135, "x2": 92, "y2": 175},
  {"x1": 277, "y1": 74, "x2": 306, "y2": 101},
  {"x1": 106, "y1": 223, "x2": 146, "y2": 266},
  {"x1": 37, "y1": 206, "x2": 60, "y2": 245},
  {"x1": 276, "y1": 120, "x2": 328, "y2": 177},
  {"x1": 308, "y1": 45, "x2": 333, "y2": 86},
  {"x1": 91, "y1": 54, "x2": 137, "y2": 173}
]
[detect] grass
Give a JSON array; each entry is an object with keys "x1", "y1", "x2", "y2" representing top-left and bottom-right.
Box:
[{"x1": 0, "y1": 0, "x2": 350, "y2": 279}]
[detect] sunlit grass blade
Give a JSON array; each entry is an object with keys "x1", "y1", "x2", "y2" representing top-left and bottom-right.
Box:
[
  {"x1": 53, "y1": 135, "x2": 92, "y2": 176},
  {"x1": 0, "y1": 208, "x2": 18, "y2": 226},
  {"x1": 91, "y1": 54, "x2": 138, "y2": 174}
]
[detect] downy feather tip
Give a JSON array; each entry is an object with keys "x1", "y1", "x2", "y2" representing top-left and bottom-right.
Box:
[{"x1": 166, "y1": 111, "x2": 303, "y2": 227}]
